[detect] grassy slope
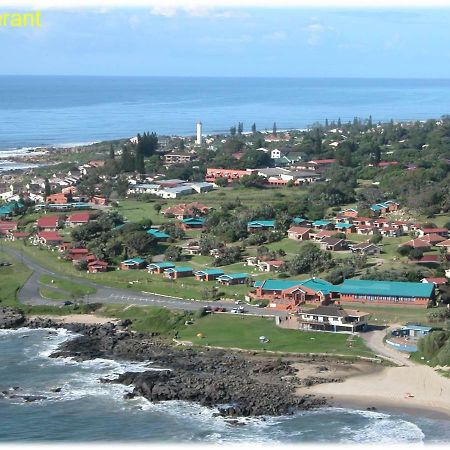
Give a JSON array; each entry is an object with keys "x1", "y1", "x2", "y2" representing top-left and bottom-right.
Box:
[{"x1": 39, "y1": 274, "x2": 96, "y2": 296}]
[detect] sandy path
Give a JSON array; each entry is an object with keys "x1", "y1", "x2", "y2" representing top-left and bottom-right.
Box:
[{"x1": 28, "y1": 314, "x2": 117, "y2": 325}]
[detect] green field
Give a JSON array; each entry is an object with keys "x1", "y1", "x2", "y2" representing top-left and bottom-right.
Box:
[
  {"x1": 177, "y1": 313, "x2": 374, "y2": 357},
  {"x1": 39, "y1": 274, "x2": 97, "y2": 298},
  {"x1": 39, "y1": 287, "x2": 71, "y2": 301},
  {"x1": 0, "y1": 251, "x2": 33, "y2": 307}
]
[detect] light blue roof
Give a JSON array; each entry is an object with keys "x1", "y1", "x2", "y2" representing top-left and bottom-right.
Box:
[
  {"x1": 312, "y1": 220, "x2": 331, "y2": 227},
  {"x1": 148, "y1": 262, "x2": 175, "y2": 269},
  {"x1": 147, "y1": 229, "x2": 170, "y2": 239},
  {"x1": 335, "y1": 223, "x2": 355, "y2": 229},
  {"x1": 256, "y1": 278, "x2": 332, "y2": 294},
  {"x1": 165, "y1": 266, "x2": 193, "y2": 273},
  {"x1": 181, "y1": 217, "x2": 205, "y2": 224},
  {"x1": 247, "y1": 220, "x2": 275, "y2": 228},
  {"x1": 195, "y1": 268, "x2": 224, "y2": 276},
  {"x1": 292, "y1": 217, "x2": 308, "y2": 224},
  {"x1": 336, "y1": 279, "x2": 434, "y2": 299},
  {"x1": 218, "y1": 273, "x2": 248, "y2": 280},
  {"x1": 122, "y1": 258, "x2": 146, "y2": 265},
  {"x1": 402, "y1": 324, "x2": 433, "y2": 332}
]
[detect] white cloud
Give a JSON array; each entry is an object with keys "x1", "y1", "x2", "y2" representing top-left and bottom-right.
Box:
[{"x1": 304, "y1": 22, "x2": 335, "y2": 46}]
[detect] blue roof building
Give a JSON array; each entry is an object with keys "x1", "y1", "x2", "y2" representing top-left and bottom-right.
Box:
[{"x1": 147, "y1": 228, "x2": 170, "y2": 240}]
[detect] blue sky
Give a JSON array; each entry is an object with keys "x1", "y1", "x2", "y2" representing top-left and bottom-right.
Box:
[{"x1": 1, "y1": 7, "x2": 450, "y2": 77}]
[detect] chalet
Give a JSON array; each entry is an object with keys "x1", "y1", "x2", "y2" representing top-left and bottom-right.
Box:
[
  {"x1": 164, "y1": 153, "x2": 193, "y2": 165},
  {"x1": 312, "y1": 220, "x2": 332, "y2": 230},
  {"x1": 89, "y1": 196, "x2": 108, "y2": 206},
  {"x1": 340, "y1": 208, "x2": 358, "y2": 218},
  {"x1": 311, "y1": 230, "x2": 336, "y2": 242},
  {"x1": 6, "y1": 231, "x2": 30, "y2": 241},
  {"x1": 247, "y1": 220, "x2": 276, "y2": 233},
  {"x1": 120, "y1": 258, "x2": 147, "y2": 270},
  {"x1": 147, "y1": 229, "x2": 170, "y2": 241},
  {"x1": 205, "y1": 168, "x2": 256, "y2": 183},
  {"x1": 180, "y1": 217, "x2": 205, "y2": 230},
  {"x1": 148, "y1": 262, "x2": 176, "y2": 274},
  {"x1": 287, "y1": 226, "x2": 311, "y2": 241},
  {"x1": 158, "y1": 186, "x2": 194, "y2": 199},
  {"x1": 248, "y1": 278, "x2": 333, "y2": 310},
  {"x1": 417, "y1": 228, "x2": 449, "y2": 238},
  {"x1": 257, "y1": 260, "x2": 284, "y2": 272},
  {"x1": 373, "y1": 218, "x2": 389, "y2": 228},
  {"x1": 352, "y1": 217, "x2": 373, "y2": 227},
  {"x1": 0, "y1": 201, "x2": 25, "y2": 218},
  {"x1": 0, "y1": 221, "x2": 18, "y2": 235},
  {"x1": 436, "y1": 239, "x2": 450, "y2": 253},
  {"x1": 319, "y1": 237, "x2": 347, "y2": 251},
  {"x1": 379, "y1": 227, "x2": 402, "y2": 238},
  {"x1": 334, "y1": 223, "x2": 356, "y2": 234},
  {"x1": 32, "y1": 231, "x2": 64, "y2": 247},
  {"x1": 370, "y1": 200, "x2": 400, "y2": 215},
  {"x1": 87, "y1": 260, "x2": 109, "y2": 273},
  {"x1": 162, "y1": 202, "x2": 211, "y2": 219},
  {"x1": 355, "y1": 226, "x2": 375, "y2": 235},
  {"x1": 421, "y1": 233, "x2": 447, "y2": 245},
  {"x1": 181, "y1": 244, "x2": 200, "y2": 256},
  {"x1": 66, "y1": 248, "x2": 90, "y2": 261},
  {"x1": 36, "y1": 215, "x2": 62, "y2": 231},
  {"x1": 421, "y1": 277, "x2": 448, "y2": 286},
  {"x1": 292, "y1": 217, "x2": 310, "y2": 226},
  {"x1": 163, "y1": 266, "x2": 193, "y2": 279},
  {"x1": 295, "y1": 305, "x2": 370, "y2": 333},
  {"x1": 217, "y1": 273, "x2": 249, "y2": 285},
  {"x1": 349, "y1": 242, "x2": 381, "y2": 255},
  {"x1": 66, "y1": 212, "x2": 90, "y2": 227},
  {"x1": 402, "y1": 238, "x2": 432, "y2": 251},
  {"x1": 46, "y1": 193, "x2": 69, "y2": 204},
  {"x1": 194, "y1": 268, "x2": 225, "y2": 281},
  {"x1": 335, "y1": 279, "x2": 435, "y2": 307}
]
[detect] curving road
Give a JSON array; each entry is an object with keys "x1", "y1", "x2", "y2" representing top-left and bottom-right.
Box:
[{"x1": 1, "y1": 246, "x2": 284, "y2": 316}]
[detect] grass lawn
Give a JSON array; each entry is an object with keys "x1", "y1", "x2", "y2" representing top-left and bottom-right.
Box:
[
  {"x1": 39, "y1": 288, "x2": 70, "y2": 301},
  {"x1": 0, "y1": 251, "x2": 33, "y2": 307},
  {"x1": 115, "y1": 199, "x2": 172, "y2": 224},
  {"x1": 39, "y1": 275, "x2": 96, "y2": 297},
  {"x1": 177, "y1": 314, "x2": 374, "y2": 357}
]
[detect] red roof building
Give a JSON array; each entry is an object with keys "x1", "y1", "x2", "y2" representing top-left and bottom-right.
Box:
[
  {"x1": 66, "y1": 212, "x2": 90, "y2": 227},
  {"x1": 37, "y1": 215, "x2": 62, "y2": 230}
]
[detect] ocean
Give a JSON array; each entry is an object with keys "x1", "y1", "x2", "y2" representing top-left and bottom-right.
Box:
[{"x1": 1, "y1": 328, "x2": 450, "y2": 444}]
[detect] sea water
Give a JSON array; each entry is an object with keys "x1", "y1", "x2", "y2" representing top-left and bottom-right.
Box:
[{"x1": 1, "y1": 328, "x2": 449, "y2": 443}]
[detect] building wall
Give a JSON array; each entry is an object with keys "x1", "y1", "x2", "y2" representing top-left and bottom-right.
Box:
[{"x1": 339, "y1": 293, "x2": 430, "y2": 306}]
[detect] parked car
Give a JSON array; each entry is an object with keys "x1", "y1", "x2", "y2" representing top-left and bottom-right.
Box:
[{"x1": 63, "y1": 301, "x2": 73, "y2": 306}]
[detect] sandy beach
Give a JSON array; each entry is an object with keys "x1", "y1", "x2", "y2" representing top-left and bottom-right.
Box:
[{"x1": 298, "y1": 362, "x2": 450, "y2": 420}]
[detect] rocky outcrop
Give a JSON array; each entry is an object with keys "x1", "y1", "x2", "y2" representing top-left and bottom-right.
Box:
[{"x1": 0, "y1": 307, "x2": 25, "y2": 329}]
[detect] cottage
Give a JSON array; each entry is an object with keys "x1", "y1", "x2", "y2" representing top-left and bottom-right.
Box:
[
  {"x1": 217, "y1": 273, "x2": 249, "y2": 285},
  {"x1": 292, "y1": 217, "x2": 310, "y2": 226},
  {"x1": 66, "y1": 212, "x2": 90, "y2": 227},
  {"x1": 334, "y1": 223, "x2": 356, "y2": 234},
  {"x1": 163, "y1": 266, "x2": 193, "y2": 279},
  {"x1": 340, "y1": 208, "x2": 358, "y2": 218},
  {"x1": 287, "y1": 226, "x2": 311, "y2": 241},
  {"x1": 401, "y1": 238, "x2": 432, "y2": 251},
  {"x1": 296, "y1": 305, "x2": 370, "y2": 333},
  {"x1": 6, "y1": 231, "x2": 30, "y2": 241},
  {"x1": 335, "y1": 279, "x2": 435, "y2": 307},
  {"x1": 421, "y1": 277, "x2": 448, "y2": 286},
  {"x1": 194, "y1": 268, "x2": 225, "y2": 281},
  {"x1": 162, "y1": 202, "x2": 211, "y2": 219},
  {"x1": 319, "y1": 237, "x2": 347, "y2": 251},
  {"x1": 180, "y1": 217, "x2": 205, "y2": 230},
  {"x1": 257, "y1": 260, "x2": 284, "y2": 272},
  {"x1": 87, "y1": 260, "x2": 108, "y2": 273},
  {"x1": 247, "y1": 220, "x2": 276, "y2": 233},
  {"x1": 0, "y1": 221, "x2": 18, "y2": 235},
  {"x1": 421, "y1": 233, "x2": 447, "y2": 245},
  {"x1": 147, "y1": 228, "x2": 170, "y2": 241},
  {"x1": 436, "y1": 239, "x2": 450, "y2": 253},
  {"x1": 120, "y1": 258, "x2": 147, "y2": 270},
  {"x1": 312, "y1": 220, "x2": 332, "y2": 230},
  {"x1": 311, "y1": 230, "x2": 336, "y2": 242},
  {"x1": 37, "y1": 215, "x2": 62, "y2": 231},
  {"x1": 32, "y1": 231, "x2": 64, "y2": 247},
  {"x1": 349, "y1": 242, "x2": 381, "y2": 255},
  {"x1": 417, "y1": 228, "x2": 448, "y2": 238},
  {"x1": 148, "y1": 262, "x2": 176, "y2": 274},
  {"x1": 66, "y1": 248, "x2": 90, "y2": 261}
]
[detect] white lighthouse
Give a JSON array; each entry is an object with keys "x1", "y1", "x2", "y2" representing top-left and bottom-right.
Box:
[{"x1": 196, "y1": 121, "x2": 203, "y2": 145}]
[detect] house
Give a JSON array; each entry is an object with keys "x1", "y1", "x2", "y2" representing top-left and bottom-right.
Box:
[
  {"x1": 120, "y1": 258, "x2": 147, "y2": 270},
  {"x1": 46, "y1": 193, "x2": 69, "y2": 204},
  {"x1": 148, "y1": 262, "x2": 176, "y2": 274},
  {"x1": 32, "y1": 231, "x2": 64, "y2": 247},
  {"x1": 6, "y1": 231, "x2": 31, "y2": 241},
  {"x1": 370, "y1": 200, "x2": 400, "y2": 215},
  {"x1": 294, "y1": 305, "x2": 370, "y2": 333},
  {"x1": 0, "y1": 221, "x2": 18, "y2": 235},
  {"x1": 194, "y1": 268, "x2": 225, "y2": 281},
  {"x1": 417, "y1": 228, "x2": 448, "y2": 238},
  {"x1": 162, "y1": 202, "x2": 211, "y2": 219},
  {"x1": 401, "y1": 238, "x2": 432, "y2": 251},
  {"x1": 87, "y1": 260, "x2": 109, "y2": 273},
  {"x1": 157, "y1": 186, "x2": 194, "y2": 199},
  {"x1": 66, "y1": 212, "x2": 90, "y2": 227},
  {"x1": 335, "y1": 279, "x2": 435, "y2": 307},
  {"x1": 421, "y1": 233, "x2": 447, "y2": 245},
  {"x1": 36, "y1": 215, "x2": 62, "y2": 231},
  {"x1": 0, "y1": 201, "x2": 25, "y2": 218},
  {"x1": 436, "y1": 239, "x2": 450, "y2": 253},
  {"x1": 340, "y1": 208, "x2": 358, "y2": 218},
  {"x1": 205, "y1": 168, "x2": 256, "y2": 183},
  {"x1": 248, "y1": 278, "x2": 334, "y2": 310},
  {"x1": 352, "y1": 217, "x2": 373, "y2": 227},
  {"x1": 421, "y1": 277, "x2": 448, "y2": 286},
  {"x1": 379, "y1": 227, "x2": 402, "y2": 238},
  {"x1": 319, "y1": 237, "x2": 347, "y2": 251},
  {"x1": 334, "y1": 223, "x2": 356, "y2": 234},
  {"x1": 187, "y1": 182, "x2": 214, "y2": 194},
  {"x1": 355, "y1": 226, "x2": 375, "y2": 235},
  {"x1": 287, "y1": 226, "x2": 311, "y2": 241},
  {"x1": 179, "y1": 217, "x2": 205, "y2": 230},
  {"x1": 257, "y1": 260, "x2": 284, "y2": 272},
  {"x1": 247, "y1": 220, "x2": 276, "y2": 233},
  {"x1": 147, "y1": 228, "x2": 170, "y2": 241},
  {"x1": 311, "y1": 230, "x2": 336, "y2": 242},
  {"x1": 163, "y1": 266, "x2": 193, "y2": 279},
  {"x1": 292, "y1": 217, "x2": 310, "y2": 226},
  {"x1": 217, "y1": 273, "x2": 249, "y2": 285},
  {"x1": 66, "y1": 248, "x2": 90, "y2": 261},
  {"x1": 164, "y1": 153, "x2": 193, "y2": 165},
  {"x1": 312, "y1": 220, "x2": 332, "y2": 230},
  {"x1": 349, "y1": 242, "x2": 381, "y2": 255}
]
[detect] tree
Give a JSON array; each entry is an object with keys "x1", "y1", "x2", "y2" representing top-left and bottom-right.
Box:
[
  {"x1": 314, "y1": 128, "x2": 322, "y2": 154},
  {"x1": 215, "y1": 177, "x2": 229, "y2": 187},
  {"x1": 44, "y1": 178, "x2": 51, "y2": 198},
  {"x1": 273, "y1": 122, "x2": 277, "y2": 135},
  {"x1": 230, "y1": 126, "x2": 237, "y2": 136},
  {"x1": 251, "y1": 123, "x2": 257, "y2": 135},
  {"x1": 179, "y1": 139, "x2": 185, "y2": 152},
  {"x1": 123, "y1": 231, "x2": 155, "y2": 256},
  {"x1": 164, "y1": 245, "x2": 183, "y2": 261},
  {"x1": 135, "y1": 141, "x2": 145, "y2": 174},
  {"x1": 237, "y1": 122, "x2": 243, "y2": 135},
  {"x1": 109, "y1": 144, "x2": 115, "y2": 160},
  {"x1": 370, "y1": 233, "x2": 383, "y2": 245},
  {"x1": 121, "y1": 145, "x2": 135, "y2": 172}
]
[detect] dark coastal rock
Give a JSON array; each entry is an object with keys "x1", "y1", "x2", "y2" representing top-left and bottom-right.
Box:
[{"x1": 0, "y1": 307, "x2": 25, "y2": 329}]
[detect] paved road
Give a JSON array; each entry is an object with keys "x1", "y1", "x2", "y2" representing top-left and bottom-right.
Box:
[
  {"x1": 361, "y1": 326, "x2": 416, "y2": 366},
  {"x1": 2, "y1": 246, "x2": 284, "y2": 317}
]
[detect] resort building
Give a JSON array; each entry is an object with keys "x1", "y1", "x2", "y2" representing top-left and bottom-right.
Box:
[
  {"x1": 120, "y1": 258, "x2": 147, "y2": 270},
  {"x1": 335, "y1": 279, "x2": 435, "y2": 307},
  {"x1": 163, "y1": 266, "x2": 194, "y2": 279},
  {"x1": 148, "y1": 262, "x2": 176, "y2": 274},
  {"x1": 194, "y1": 268, "x2": 225, "y2": 281},
  {"x1": 217, "y1": 273, "x2": 249, "y2": 285},
  {"x1": 247, "y1": 220, "x2": 276, "y2": 233}
]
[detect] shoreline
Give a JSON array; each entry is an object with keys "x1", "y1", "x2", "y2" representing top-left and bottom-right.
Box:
[{"x1": 298, "y1": 364, "x2": 450, "y2": 422}]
